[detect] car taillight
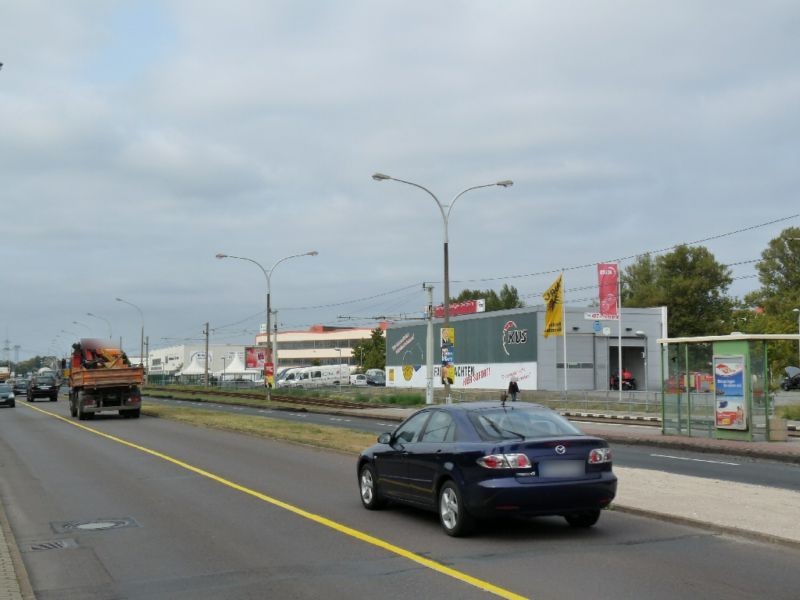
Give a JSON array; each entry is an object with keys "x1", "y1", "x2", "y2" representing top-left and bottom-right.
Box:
[
  {"x1": 477, "y1": 453, "x2": 532, "y2": 469},
  {"x1": 588, "y1": 448, "x2": 612, "y2": 464}
]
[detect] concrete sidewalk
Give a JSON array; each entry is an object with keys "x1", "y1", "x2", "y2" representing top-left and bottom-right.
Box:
[{"x1": 2, "y1": 408, "x2": 798, "y2": 598}]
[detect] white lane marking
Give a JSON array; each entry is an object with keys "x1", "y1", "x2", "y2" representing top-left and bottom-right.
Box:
[{"x1": 650, "y1": 453, "x2": 740, "y2": 466}]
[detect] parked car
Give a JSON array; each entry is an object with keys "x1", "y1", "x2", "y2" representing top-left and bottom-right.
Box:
[
  {"x1": 0, "y1": 383, "x2": 15, "y2": 408},
  {"x1": 350, "y1": 374, "x2": 368, "y2": 386},
  {"x1": 357, "y1": 402, "x2": 617, "y2": 536},
  {"x1": 780, "y1": 366, "x2": 800, "y2": 391},
  {"x1": 12, "y1": 378, "x2": 29, "y2": 394},
  {"x1": 27, "y1": 374, "x2": 59, "y2": 402},
  {"x1": 366, "y1": 373, "x2": 386, "y2": 386}
]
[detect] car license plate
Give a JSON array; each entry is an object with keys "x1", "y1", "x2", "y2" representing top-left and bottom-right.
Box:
[
  {"x1": 40, "y1": 386, "x2": 50, "y2": 389},
  {"x1": 539, "y1": 460, "x2": 584, "y2": 478}
]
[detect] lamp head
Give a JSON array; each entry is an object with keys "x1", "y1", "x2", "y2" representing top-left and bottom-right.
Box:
[
  {"x1": 496, "y1": 180, "x2": 514, "y2": 188},
  {"x1": 308, "y1": 251, "x2": 319, "y2": 257},
  {"x1": 372, "y1": 173, "x2": 391, "y2": 181},
  {"x1": 215, "y1": 253, "x2": 228, "y2": 259},
  {"x1": 115, "y1": 297, "x2": 123, "y2": 302}
]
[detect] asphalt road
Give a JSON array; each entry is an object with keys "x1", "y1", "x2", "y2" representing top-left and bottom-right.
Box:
[
  {"x1": 145, "y1": 395, "x2": 800, "y2": 491},
  {"x1": 1, "y1": 400, "x2": 799, "y2": 600}
]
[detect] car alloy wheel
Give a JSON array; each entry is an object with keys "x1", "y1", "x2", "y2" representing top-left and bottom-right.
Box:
[
  {"x1": 438, "y1": 481, "x2": 474, "y2": 537},
  {"x1": 359, "y1": 464, "x2": 385, "y2": 510}
]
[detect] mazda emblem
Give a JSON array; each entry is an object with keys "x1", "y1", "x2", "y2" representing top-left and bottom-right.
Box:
[{"x1": 554, "y1": 445, "x2": 566, "y2": 455}]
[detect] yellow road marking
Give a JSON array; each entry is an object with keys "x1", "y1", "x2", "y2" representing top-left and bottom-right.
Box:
[{"x1": 23, "y1": 403, "x2": 528, "y2": 600}]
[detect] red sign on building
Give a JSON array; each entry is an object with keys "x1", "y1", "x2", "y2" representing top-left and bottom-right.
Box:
[{"x1": 433, "y1": 299, "x2": 486, "y2": 319}]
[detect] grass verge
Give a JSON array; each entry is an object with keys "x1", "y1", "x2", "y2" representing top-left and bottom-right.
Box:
[{"x1": 141, "y1": 404, "x2": 378, "y2": 454}]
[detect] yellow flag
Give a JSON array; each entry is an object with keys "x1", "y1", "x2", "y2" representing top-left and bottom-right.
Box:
[{"x1": 543, "y1": 274, "x2": 563, "y2": 338}]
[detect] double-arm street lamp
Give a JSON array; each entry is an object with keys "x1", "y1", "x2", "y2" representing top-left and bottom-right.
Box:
[
  {"x1": 216, "y1": 250, "x2": 318, "y2": 400},
  {"x1": 86, "y1": 312, "x2": 113, "y2": 340},
  {"x1": 372, "y1": 173, "x2": 513, "y2": 402},
  {"x1": 72, "y1": 321, "x2": 91, "y2": 333},
  {"x1": 116, "y1": 297, "x2": 145, "y2": 368}
]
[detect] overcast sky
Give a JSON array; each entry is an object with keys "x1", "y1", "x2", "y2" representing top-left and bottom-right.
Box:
[{"x1": 2, "y1": 1, "x2": 799, "y2": 360}]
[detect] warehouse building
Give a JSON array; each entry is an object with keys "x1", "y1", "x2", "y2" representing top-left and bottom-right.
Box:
[{"x1": 385, "y1": 305, "x2": 666, "y2": 392}]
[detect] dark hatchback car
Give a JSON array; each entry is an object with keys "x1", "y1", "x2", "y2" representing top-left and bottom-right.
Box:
[
  {"x1": 13, "y1": 378, "x2": 29, "y2": 395},
  {"x1": 0, "y1": 383, "x2": 15, "y2": 408},
  {"x1": 358, "y1": 402, "x2": 617, "y2": 536},
  {"x1": 27, "y1": 375, "x2": 59, "y2": 402}
]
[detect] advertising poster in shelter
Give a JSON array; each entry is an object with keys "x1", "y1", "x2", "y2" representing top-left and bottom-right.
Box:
[{"x1": 713, "y1": 355, "x2": 747, "y2": 430}]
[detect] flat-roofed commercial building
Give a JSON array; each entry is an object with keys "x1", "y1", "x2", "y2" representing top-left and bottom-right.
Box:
[{"x1": 385, "y1": 306, "x2": 665, "y2": 392}]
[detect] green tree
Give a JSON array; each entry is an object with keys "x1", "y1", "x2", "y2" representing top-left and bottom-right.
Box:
[
  {"x1": 621, "y1": 245, "x2": 734, "y2": 338},
  {"x1": 5, "y1": 355, "x2": 58, "y2": 376},
  {"x1": 453, "y1": 284, "x2": 523, "y2": 311},
  {"x1": 351, "y1": 328, "x2": 386, "y2": 372},
  {"x1": 743, "y1": 227, "x2": 800, "y2": 373}
]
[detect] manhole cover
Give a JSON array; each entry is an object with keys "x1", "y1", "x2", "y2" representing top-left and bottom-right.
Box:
[{"x1": 51, "y1": 517, "x2": 139, "y2": 534}]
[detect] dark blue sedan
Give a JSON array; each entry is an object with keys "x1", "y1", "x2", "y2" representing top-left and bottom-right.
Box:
[{"x1": 357, "y1": 401, "x2": 617, "y2": 536}]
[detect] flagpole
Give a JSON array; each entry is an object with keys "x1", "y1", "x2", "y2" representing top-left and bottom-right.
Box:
[
  {"x1": 562, "y1": 273, "x2": 568, "y2": 393},
  {"x1": 618, "y1": 270, "x2": 623, "y2": 404}
]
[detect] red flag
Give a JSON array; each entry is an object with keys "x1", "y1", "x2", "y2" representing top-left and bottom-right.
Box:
[{"x1": 597, "y1": 263, "x2": 619, "y2": 318}]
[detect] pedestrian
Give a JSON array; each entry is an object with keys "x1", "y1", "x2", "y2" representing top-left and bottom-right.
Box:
[{"x1": 507, "y1": 377, "x2": 519, "y2": 402}]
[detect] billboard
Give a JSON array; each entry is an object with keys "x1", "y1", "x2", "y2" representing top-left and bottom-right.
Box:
[{"x1": 245, "y1": 346, "x2": 268, "y2": 369}]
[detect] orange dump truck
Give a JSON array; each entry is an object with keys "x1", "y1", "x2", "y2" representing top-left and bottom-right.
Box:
[{"x1": 67, "y1": 339, "x2": 143, "y2": 420}]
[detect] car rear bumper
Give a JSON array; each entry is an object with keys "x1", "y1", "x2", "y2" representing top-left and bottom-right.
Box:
[{"x1": 464, "y1": 472, "x2": 618, "y2": 517}]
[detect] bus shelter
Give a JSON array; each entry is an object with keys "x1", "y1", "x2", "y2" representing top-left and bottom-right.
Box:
[{"x1": 658, "y1": 334, "x2": 800, "y2": 442}]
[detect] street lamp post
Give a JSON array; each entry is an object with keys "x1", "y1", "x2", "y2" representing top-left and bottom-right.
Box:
[
  {"x1": 86, "y1": 312, "x2": 113, "y2": 340},
  {"x1": 794, "y1": 308, "x2": 800, "y2": 366},
  {"x1": 116, "y1": 297, "x2": 145, "y2": 370},
  {"x1": 372, "y1": 173, "x2": 513, "y2": 403},
  {"x1": 335, "y1": 347, "x2": 343, "y2": 390},
  {"x1": 216, "y1": 250, "x2": 318, "y2": 400}
]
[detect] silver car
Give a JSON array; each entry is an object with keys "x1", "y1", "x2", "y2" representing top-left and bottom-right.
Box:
[{"x1": 0, "y1": 383, "x2": 15, "y2": 408}]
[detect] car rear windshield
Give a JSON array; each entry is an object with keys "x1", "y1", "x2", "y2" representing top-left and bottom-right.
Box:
[
  {"x1": 468, "y1": 408, "x2": 582, "y2": 441},
  {"x1": 0, "y1": 384, "x2": 11, "y2": 393}
]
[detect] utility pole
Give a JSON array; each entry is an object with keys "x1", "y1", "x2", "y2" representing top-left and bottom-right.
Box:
[
  {"x1": 144, "y1": 336, "x2": 149, "y2": 384},
  {"x1": 203, "y1": 322, "x2": 210, "y2": 387},
  {"x1": 424, "y1": 283, "x2": 435, "y2": 404}
]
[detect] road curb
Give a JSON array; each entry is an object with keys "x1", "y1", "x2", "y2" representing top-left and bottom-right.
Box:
[
  {"x1": 612, "y1": 504, "x2": 800, "y2": 550},
  {"x1": 0, "y1": 494, "x2": 35, "y2": 600}
]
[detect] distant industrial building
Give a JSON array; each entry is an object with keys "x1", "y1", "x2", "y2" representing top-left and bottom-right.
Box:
[
  {"x1": 147, "y1": 344, "x2": 250, "y2": 378},
  {"x1": 254, "y1": 324, "x2": 386, "y2": 368}
]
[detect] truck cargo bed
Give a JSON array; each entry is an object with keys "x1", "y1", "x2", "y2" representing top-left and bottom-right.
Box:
[{"x1": 70, "y1": 366, "x2": 144, "y2": 389}]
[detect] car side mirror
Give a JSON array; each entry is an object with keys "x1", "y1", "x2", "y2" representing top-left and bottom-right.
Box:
[{"x1": 378, "y1": 432, "x2": 392, "y2": 445}]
